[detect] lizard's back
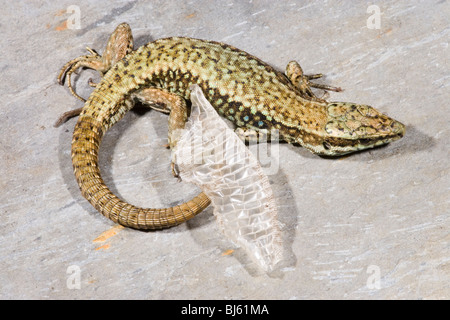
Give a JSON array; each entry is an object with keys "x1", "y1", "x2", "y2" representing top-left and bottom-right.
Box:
[{"x1": 94, "y1": 37, "x2": 313, "y2": 132}]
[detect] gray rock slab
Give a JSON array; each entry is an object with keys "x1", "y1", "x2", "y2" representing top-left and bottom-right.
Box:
[{"x1": 0, "y1": 0, "x2": 448, "y2": 299}]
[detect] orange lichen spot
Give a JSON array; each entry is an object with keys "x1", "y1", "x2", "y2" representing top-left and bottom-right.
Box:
[
  {"x1": 222, "y1": 249, "x2": 234, "y2": 256},
  {"x1": 377, "y1": 28, "x2": 393, "y2": 39},
  {"x1": 93, "y1": 225, "x2": 124, "y2": 243},
  {"x1": 95, "y1": 243, "x2": 110, "y2": 251},
  {"x1": 55, "y1": 20, "x2": 68, "y2": 31}
]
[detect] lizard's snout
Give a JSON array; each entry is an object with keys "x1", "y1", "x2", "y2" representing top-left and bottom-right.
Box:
[{"x1": 310, "y1": 102, "x2": 406, "y2": 156}]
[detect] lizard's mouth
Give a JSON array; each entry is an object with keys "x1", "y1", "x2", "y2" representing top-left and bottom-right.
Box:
[
  {"x1": 355, "y1": 128, "x2": 404, "y2": 148},
  {"x1": 321, "y1": 120, "x2": 405, "y2": 156}
]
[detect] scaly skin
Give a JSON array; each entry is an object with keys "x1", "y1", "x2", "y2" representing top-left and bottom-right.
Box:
[{"x1": 58, "y1": 23, "x2": 405, "y2": 230}]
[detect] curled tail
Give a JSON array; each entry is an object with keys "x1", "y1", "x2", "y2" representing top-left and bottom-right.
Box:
[{"x1": 70, "y1": 59, "x2": 210, "y2": 230}]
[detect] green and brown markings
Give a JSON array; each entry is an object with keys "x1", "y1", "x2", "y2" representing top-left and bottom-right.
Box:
[{"x1": 57, "y1": 23, "x2": 405, "y2": 230}]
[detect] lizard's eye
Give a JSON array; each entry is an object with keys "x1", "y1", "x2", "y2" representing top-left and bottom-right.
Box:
[{"x1": 323, "y1": 141, "x2": 331, "y2": 150}]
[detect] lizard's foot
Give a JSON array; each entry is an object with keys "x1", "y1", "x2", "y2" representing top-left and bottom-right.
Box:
[
  {"x1": 57, "y1": 48, "x2": 102, "y2": 102},
  {"x1": 171, "y1": 160, "x2": 182, "y2": 181},
  {"x1": 286, "y1": 61, "x2": 342, "y2": 102}
]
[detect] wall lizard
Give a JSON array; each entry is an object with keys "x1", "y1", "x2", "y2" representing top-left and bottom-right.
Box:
[{"x1": 57, "y1": 23, "x2": 405, "y2": 230}]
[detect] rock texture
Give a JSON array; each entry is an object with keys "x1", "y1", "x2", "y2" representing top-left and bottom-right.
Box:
[{"x1": 0, "y1": 0, "x2": 448, "y2": 299}]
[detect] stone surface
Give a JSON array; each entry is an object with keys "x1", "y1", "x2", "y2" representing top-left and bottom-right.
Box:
[{"x1": 0, "y1": 0, "x2": 448, "y2": 299}]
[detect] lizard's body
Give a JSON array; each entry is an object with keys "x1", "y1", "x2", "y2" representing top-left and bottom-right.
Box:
[{"x1": 58, "y1": 23, "x2": 404, "y2": 230}]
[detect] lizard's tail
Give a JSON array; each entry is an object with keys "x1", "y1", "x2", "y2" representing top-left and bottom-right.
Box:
[{"x1": 71, "y1": 93, "x2": 211, "y2": 230}]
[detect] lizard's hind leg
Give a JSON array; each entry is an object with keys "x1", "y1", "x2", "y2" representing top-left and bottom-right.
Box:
[
  {"x1": 55, "y1": 23, "x2": 134, "y2": 126},
  {"x1": 57, "y1": 52, "x2": 102, "y2": 102}
]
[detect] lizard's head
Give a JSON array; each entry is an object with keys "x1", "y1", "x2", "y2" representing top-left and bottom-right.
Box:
[{"x1": 306, "y1": 102, "x2": 405, "y2": 156}]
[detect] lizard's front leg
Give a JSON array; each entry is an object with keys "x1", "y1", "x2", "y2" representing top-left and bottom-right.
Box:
[{"x1": 286, "y1": 61, "x2": 342, "y2": 102}]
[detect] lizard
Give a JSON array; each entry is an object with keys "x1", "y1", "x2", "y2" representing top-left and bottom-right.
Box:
[{"x1": 56, "y1": 23, "x2": 405, "y2": 230}]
